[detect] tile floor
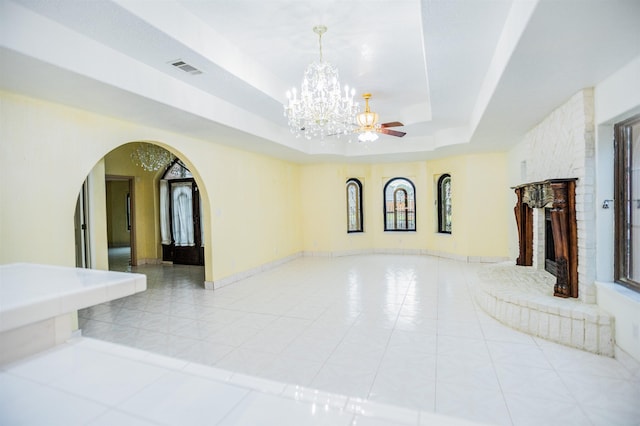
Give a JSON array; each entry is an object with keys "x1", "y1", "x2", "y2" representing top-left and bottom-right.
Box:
[
  {"x1": 2, "y1": 337, "x2": 472, "y2": 425},
  {"x1": 7, "y1": 253, "x2": 639, "y2": 425}
]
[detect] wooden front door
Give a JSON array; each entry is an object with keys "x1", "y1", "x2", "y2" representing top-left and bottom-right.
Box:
[{"x1": 163, "y1": 178, "x2": 203, "y2": 265}]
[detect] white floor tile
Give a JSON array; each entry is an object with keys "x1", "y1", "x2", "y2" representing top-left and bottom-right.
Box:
[
  {"x1": 87, "y1": 409, "x2": 160, "y2": 426},
  {"x1": 48, "y1": 350, "x2": 169, "y2": 406},
  {"x1": 580, "y1": 402, "x2": 640, "y2": 426},
  {"x1": 118, "y1": 370, "x2": 249, "y2": 425},
  {"x1": 218, "y1": 392, "x2": 353, "y2": 425},
  {"x1": 486, "y1": 340, "x2": 552, "y2": 370},
  {"x1": 70, "y1": 255, "x2": 639, "y2": 426},
  {"x1": 436, "y1": 357, "x2": 501, "y2": 392},
  {"x1": 0, "y1": 373, "x2": 107, "y2": 425},
  {"x1": 215, "y1": 348, "x2": 278, "y2": 375},
  {"x1": 4, "y1": 342, "x2": 88, "y2": 385},
  {"x1": 368, "y1": 370, "x2": 436, "y2": 411},
  {"x1": 435, "y1": 381, "x2": 511, "y2": 426},
  {"x1": 504, "y1": 393, "x2": 591, "y2": 426},
  {"x1": 347, "y1": 398, "x2": 420, "y2": 425},
  {"x1": 311, "y1": 362, "x2": 378, "y2": 399},
  {"x1": 260, "y1": 355, "x2": 324, "y2": 386},
  {"x1": 496, "y1": 363, "x2": 574, "y2": 402}
]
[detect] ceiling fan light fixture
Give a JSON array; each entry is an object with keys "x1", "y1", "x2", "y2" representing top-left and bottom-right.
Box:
[
  {"x1": 354, "y1": 93, "x2": 407, "y2": 141},
  {"x1": 357, "y1": 111, "x2": 379, "y2": 128},
  {"x1": 358, "y1": 131, "x2": 379, "y2": 142},
  {"x1": 356, "y1": 93, "x2": 379, "y2": 130}
]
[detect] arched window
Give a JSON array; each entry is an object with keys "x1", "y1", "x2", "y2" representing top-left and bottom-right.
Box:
[
  {"x1": 438, "y1": 174, "x2": 452, "y2": 233},
  {"x1": 384, "y1": 178, "x2": 416, "y2": 231},
  {"x1": 346, "y1": 178, "x2": 363, "y2": 232}
]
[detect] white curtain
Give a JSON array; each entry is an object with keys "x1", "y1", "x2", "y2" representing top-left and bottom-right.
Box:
[
  {"x1": 159, "y1": 180, "x2": 171, "y2": 245},
  {"x1": 171, "y1": 182, "x2": 195, "y2": 247}
]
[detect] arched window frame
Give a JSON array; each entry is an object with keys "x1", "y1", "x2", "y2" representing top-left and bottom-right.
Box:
[
  {"x1": 383, "y1": 177, "x2": 416, "y2": 231},
  {"x1": 437, "y1": 174, "x2": 452, "y2": 234},
  {"x1": 346, "y1": 178, "x2": 364, "y2": 233}
]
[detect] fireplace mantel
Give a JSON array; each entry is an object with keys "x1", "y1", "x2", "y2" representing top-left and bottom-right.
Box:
[{"x1": 512, "y1": 178, "x2": 578, "y2": 298}]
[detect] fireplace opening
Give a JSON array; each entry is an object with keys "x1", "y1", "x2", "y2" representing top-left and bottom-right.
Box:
[{"x1": 545, "y1": 208, "x2": 557, "y2": 276}]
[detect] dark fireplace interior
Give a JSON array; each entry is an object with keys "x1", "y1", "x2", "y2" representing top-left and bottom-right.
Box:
[{"x1": 544, "y1": 208, "x2": 557, "y2": 276}]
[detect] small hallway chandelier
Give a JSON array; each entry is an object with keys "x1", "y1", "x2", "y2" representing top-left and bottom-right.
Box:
[
  {"x1": 130, "y1": 142, "x2": 175, "y2": 172},
  {"x1": 284, "y1": 25, "x2": 359, "y2": 139}
]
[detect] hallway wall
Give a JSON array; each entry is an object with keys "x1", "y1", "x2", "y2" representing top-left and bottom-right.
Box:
[
  {"x1": 0, "y1": 90, "x2": 513, "y2": 284},
  {"x1": 0, "y1": 91, "x2": 304, "y2": 284}
]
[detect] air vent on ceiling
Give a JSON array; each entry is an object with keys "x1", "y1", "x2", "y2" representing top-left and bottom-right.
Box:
[{"x1": 169, "y1": 59, "x2": 202, "y2": 75}]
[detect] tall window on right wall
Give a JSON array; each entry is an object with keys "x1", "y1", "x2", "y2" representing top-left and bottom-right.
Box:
[
  {"x1": 437, "y1": 174, "x2": 452, "y2": 233},
  {"x1": 614, "y1": 114, "x2": 640, "y2": 292}
]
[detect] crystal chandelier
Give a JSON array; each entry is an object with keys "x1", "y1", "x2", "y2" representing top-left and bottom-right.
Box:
[
  {"x1": 284, "y1": 25, "x2": 359, "y2": 139},
  {"x1": 130, "y1": 142, "x2": 175, "y2": 172}
]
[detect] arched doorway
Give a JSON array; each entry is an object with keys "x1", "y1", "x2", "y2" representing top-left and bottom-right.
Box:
[{"x1": 75, "y1": 142, "x2": 208, "y2": 272}]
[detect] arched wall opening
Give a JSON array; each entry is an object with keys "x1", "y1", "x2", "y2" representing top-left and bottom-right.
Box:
[{"x1": 76, "y1": 140, "x2": 213, "y2": 286}]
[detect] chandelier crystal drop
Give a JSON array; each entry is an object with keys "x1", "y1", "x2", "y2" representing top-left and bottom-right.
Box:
[
  {"x1": 130, "y1": 143, "x2": 175, "y2": 172},
  {"x1": 284, "y1": 25, "x2": 359, "y2": 140}
]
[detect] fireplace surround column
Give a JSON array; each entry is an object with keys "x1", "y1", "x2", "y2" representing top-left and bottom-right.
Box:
[{"x1": 512, "y1": 178, "x2": 578, "y2": 298}]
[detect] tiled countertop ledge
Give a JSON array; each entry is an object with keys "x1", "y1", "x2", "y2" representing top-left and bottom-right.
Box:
[
  {"x1": 0, "y1": 337, "x2": 482, "y2": 426},
  {"x1": 0, "y1": 263, "x2": 146, "y2": 332},
  {"x1": 472, "y1": 262, "x2": 615, "y2": 356}
]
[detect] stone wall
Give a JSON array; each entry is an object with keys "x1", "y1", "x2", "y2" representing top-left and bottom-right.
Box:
[{"x1": 521, "y1": 89, "x2": 596, "y2": 303}]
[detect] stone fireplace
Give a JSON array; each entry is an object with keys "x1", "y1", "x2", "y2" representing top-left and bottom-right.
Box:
[
  {"x1": 474, "y1": 177, "x2": 613, "y2": 356},
  {"x1": 513, "y1": 178, "x2": 578, "y2": 298},
  {"x1": 473, "y1": 89, "x2": 613, "y2": 356}
]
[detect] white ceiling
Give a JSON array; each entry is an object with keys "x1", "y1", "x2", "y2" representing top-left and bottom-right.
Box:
[{"x1": 1, "y1": 0, "x2": 639, "y2": 163}]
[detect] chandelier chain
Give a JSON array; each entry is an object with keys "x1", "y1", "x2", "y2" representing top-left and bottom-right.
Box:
[{"x1": 315, "y1": 26, "x2": 324, "y2": 62}]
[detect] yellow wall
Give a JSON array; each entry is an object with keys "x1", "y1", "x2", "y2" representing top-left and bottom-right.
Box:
[
  {"x1": 1, "y1": 93, "x2": 109, "y2": 267},
  {"x1": 0, "y1": 91, "x2": 509, "y2": 284},
  {"x1": 205, "y1": 147, "x2": 302, "y2": 279},
  {"x1": 300, "y1": 154, "x2": 510, "y2": 259},
  {"x1": 424, "y1": 153, "x2": 509, "y2": 258},
  {"x1": 0, "y1": 92, "x2": 304, "y2": 282}
]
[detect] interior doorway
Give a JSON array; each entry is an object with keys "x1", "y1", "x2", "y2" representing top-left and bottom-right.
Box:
[
  {"x1": 74, "y1": 178, "x2": 91, "y2": 268},
  {"x1": 106, "y1": 175, "x2": 136, "y2": 270}
]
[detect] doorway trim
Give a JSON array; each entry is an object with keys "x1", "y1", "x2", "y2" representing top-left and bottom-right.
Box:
[{"x1": 106, "y1": 175, "x2": 137, "y2": 266}]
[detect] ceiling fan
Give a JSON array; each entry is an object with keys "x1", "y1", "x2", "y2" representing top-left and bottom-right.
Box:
[{"x1": 355, "y1": 93, "x2": 406, "y2": 141}]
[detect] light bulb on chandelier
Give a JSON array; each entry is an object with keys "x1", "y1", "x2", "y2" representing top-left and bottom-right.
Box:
[{"x1": 284, "y1": 25, "x2": 359, "y2": 140}]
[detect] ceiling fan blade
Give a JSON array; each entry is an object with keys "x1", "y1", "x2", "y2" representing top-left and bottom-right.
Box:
[
  {"x1": 379, "y1": 121, "x2": 404, "y2": 128},
  {"x1": 379, "y1": 128, "x2": 406, "y2": 137}
]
